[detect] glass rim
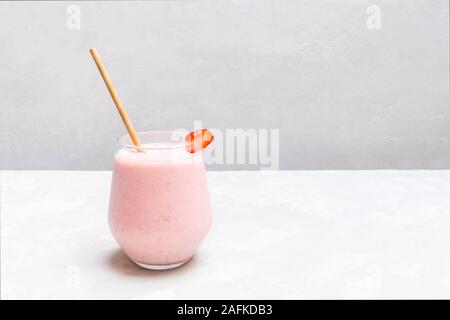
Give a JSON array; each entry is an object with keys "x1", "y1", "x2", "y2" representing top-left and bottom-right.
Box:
[{"x1": 117, "y1": 130, "x2": 188, "y2": 150}]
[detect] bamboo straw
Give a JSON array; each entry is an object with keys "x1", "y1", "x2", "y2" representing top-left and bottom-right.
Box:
[{"x1": 89, "y1": 48, "x2": 142, "y2": 151}]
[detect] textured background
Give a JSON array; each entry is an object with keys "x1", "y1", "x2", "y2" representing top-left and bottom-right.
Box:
[{"x1": 0, "y1": 0, "x2": 449, "y2": 170}]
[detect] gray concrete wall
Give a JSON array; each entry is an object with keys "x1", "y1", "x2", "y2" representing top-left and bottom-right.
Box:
[{"x1": 0, "y1": 1, "x2": 448, "y2": 170}]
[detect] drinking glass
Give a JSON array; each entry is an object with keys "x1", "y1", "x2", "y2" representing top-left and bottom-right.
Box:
[{"x1": 108, "y1": 131, "x2": 212, "y2": 270}]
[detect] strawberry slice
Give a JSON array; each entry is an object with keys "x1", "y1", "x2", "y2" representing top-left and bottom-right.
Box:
[{"x1": 185, "y1": 129, "x2": 214, "y2": 153}]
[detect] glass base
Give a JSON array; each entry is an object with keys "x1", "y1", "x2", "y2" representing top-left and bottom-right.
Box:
[{"x1": 133, "y1": 258, "x2": 189, "y2": 270}]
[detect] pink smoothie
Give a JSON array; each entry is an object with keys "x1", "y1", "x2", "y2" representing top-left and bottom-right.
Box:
[{"x1": 108, "y1": 146, "x2": 212, "y2": 267}]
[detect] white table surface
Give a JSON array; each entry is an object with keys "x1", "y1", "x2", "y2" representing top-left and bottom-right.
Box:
[{"x1": 1, "y1": 170, "x2": 450, "y2": 300}]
